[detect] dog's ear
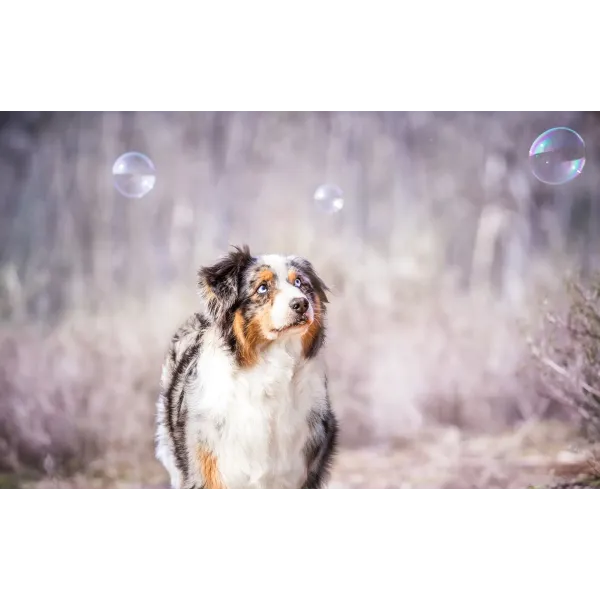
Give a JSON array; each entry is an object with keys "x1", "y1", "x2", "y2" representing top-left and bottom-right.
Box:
[
  {"x1": 290, "y1": 256, "x2": 330, "y2": 305},
  {"x1": 198, "y1": 245, "x2": 254, "y2": 321}
]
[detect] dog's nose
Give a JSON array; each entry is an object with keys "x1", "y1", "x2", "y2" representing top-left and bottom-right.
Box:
[{"x1": 289, "y1": 297, "x2": 309, "y2": 315}]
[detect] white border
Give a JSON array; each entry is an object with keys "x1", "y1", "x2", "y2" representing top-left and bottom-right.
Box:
[
  {"x1": 1, "y1": 1, "x2": 596, "y2": 109},
  {"x1": 1, "y1": 491, "x2": 598, "y2": 598}
]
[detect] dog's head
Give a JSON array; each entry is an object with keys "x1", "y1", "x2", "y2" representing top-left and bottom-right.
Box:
[{"x1": 198, "y1": 245, "x2": 329, "y2": 366}]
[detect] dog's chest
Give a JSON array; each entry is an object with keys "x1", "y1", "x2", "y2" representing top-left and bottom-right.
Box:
[{"x1": 193, "y1": 338, "x2": 320, "y2": 488}]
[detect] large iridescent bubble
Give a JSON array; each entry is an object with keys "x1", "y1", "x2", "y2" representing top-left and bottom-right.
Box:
[{"x1": 529, "y1": 127, "x2": 585, "y2": 185}]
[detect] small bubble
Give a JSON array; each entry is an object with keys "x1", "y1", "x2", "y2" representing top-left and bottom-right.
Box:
[
  {"x1": 112, "y1": 152, "x2": 156, "y2": 198},
  {"x1": 313, "y1": 183, "x2": 344, "y2": 214},
  {"x1": 529, "y1": 127, "x2": 585, "y2": 185}
]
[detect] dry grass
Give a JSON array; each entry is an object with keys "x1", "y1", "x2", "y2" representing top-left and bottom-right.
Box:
[
  {"x1": 23, "y1": 421, "x2": 597, "y2": 489},
  {"x1": 330, "y1": 420, "x2": 596, "y2": 489}
]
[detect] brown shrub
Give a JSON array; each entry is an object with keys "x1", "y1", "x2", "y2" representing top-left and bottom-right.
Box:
[{"x1": 530, "y1": 273, "x2": 600, "y2": 439}]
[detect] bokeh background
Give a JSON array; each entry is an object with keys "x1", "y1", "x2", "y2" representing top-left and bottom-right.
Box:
[{"x1": 1, "y1": 111, "x2": 600, "y2": 488}]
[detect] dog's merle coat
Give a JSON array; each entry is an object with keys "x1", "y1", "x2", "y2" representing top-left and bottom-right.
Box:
[{"x1": 155, "y1": 245, "x2": 338, "y2": 489}]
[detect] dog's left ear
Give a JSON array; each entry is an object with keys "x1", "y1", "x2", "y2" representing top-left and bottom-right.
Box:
[
  {"x1": 290, "y1": 257, "x2": 330, "y2": 305},
  {"x1": 198, "y1": 245, "x2": 254, "y2": 322}
]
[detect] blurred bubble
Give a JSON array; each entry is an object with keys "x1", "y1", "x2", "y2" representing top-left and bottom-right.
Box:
[
  {"x1": 528, "y1": 127, "x2": 585, "y2": 185},
  {"x1": 314, "y1": 183, "x2": 344, "y2": 214},
  {"x1": 112, "y1": 152, "x2": 156, "y2": 198}
]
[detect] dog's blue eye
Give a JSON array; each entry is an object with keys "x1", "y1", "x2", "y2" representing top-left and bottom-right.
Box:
[
  {"x1": 257, "y1": 284, "x2": 268, "y2": 294},
  {"x1": 294, "y1": 278, "x2": 302, "y2": 288}
]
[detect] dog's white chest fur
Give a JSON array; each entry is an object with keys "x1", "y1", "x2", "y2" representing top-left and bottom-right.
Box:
[{"x1": 190, "y1": 329, "x2": 325, "y2": 489}]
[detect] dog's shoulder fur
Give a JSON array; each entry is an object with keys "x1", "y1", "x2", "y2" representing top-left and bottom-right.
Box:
[{"x1": 155, "y1": 245, "x2": 338, "y2": 489}]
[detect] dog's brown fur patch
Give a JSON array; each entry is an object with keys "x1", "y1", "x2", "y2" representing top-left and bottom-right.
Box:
[
  {"x1": 302, "y1": 295, "x2": 322, "y2": 358},
  {"x1": 233, "y1": 310, "x2": 271, "y2": 368},
  {"x1": 257, "y1": 269, "x2": 274, "y2": 285},
  {"x1": 198, "y1": 449, "x2": 225, "y2": 489}
]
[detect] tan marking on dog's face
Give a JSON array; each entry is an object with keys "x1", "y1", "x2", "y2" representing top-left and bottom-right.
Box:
[
  {"x1": 233, "y1": 310, "x2": 272, "y2": 367},
  {"x1": 254, "y1": 268, "x2": 274, "y2": 288},
  {"x1": 253, "y1": 304, "x2": 277, "y2": 337},
  {"x1": 301, "y1": 294, "x2": 322, "y2": 357},
  {"x1": 198, "y1": 448, "x2": 226, "y2": 489}
]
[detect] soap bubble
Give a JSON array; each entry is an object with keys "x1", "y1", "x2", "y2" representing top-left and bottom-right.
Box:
[
  {"x1": 529, "y1": 127, "x2": 585, "y2": 185},
  {"x1": 112, "y1": 152, "x2": 156, "y2": 198},
  {"x1": 314, "y1": 183, "x2": 344, "y2": 214}
]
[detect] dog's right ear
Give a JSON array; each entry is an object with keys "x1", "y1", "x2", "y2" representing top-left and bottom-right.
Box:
[{"x1": 198, "y1": 245, "x2": 254, "y2": 322}]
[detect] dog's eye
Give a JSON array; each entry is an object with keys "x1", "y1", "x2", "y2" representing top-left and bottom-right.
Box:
[
  {"x1": 257, "y1": 284, "x2": 268, "y2": 294},
  {"x1": 294, "y1": 278, "x2": 302, "y2": 288}
]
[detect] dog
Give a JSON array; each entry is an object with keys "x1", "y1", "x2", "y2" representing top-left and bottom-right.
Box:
[{"x1": 155, "y1": 245, "x2": 338, "y2": 489}]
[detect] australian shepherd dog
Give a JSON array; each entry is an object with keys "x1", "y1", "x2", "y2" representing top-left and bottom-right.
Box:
[{"x1": 155, "y1": 245, "x2": 338, "y2": 489}]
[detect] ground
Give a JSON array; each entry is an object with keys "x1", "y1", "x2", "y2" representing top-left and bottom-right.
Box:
[
  {"x1": 329, "y1": 421, "x2": 599, "y2": 489},
  {"x1": 12, "y1": 419, "x2": 598, "y2": 489}
]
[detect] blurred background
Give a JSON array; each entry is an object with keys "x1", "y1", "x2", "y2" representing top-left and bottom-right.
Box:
[{"x1": 1, "y1": 111, "x2": 600, "y2": 489}]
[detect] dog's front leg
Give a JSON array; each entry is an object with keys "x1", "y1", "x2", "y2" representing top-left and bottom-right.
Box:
[{"x1": 301, "y1": 406, "x2": 339, "y2": 489}]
